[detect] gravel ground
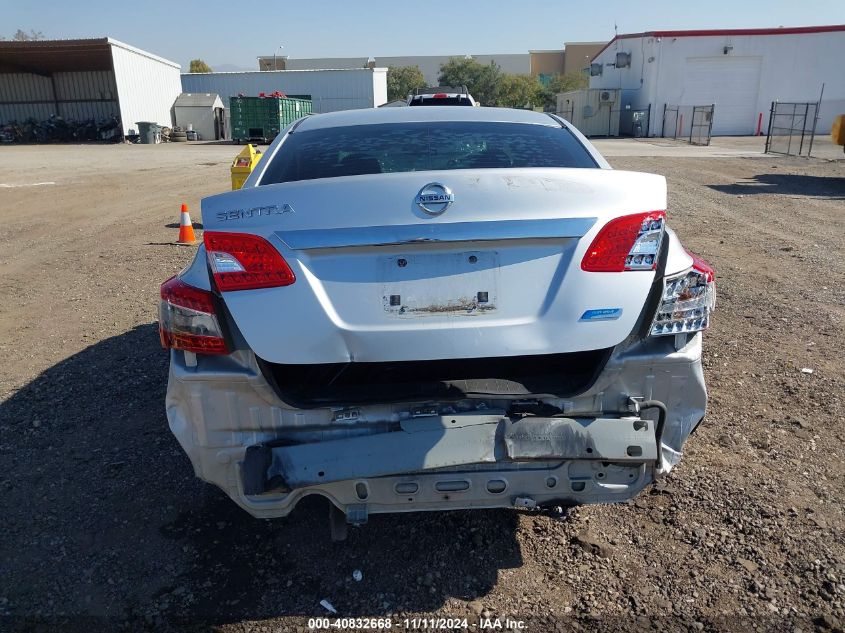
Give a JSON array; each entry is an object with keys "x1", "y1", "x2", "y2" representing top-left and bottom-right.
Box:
[{"x1": 0, "y1": 143, "x2": 843, "y2": 633}]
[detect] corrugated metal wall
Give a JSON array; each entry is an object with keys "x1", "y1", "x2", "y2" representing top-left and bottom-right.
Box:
[
  {"x1": 556, "y1": 89, "x2": 622, "y2": 137},
  {"x1": 0, "y1": 71, "x2": 119, "y2": 124},
  {"x1": 180, "y1": 69, "x2": 382, "y2": 114},
  {"x1": 110, "y1": 41, "x2": 182, "y2": 135}
]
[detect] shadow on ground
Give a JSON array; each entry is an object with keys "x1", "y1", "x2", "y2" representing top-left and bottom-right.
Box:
[
  {"x1": 164, "y1": 221, "x2": 203, "y2": 230},
  {"x1": 708, "y1": 173, "x2": 845, "y2": 199},
  {"x1": 1, "y1": 325, "x2": 523, "y2": 631},
  {"x1": 195, "y1": 140, "x2": 269, "y2": 147}
]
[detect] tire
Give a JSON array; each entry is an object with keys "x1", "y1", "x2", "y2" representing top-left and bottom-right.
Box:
[{"x1": 171, "y1": 132, "x2": 188, "y2": 143}]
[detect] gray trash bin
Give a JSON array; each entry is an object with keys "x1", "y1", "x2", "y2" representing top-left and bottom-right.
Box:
[{"x1": 136, "y1": 121, "x2": 161, "y2": 144}]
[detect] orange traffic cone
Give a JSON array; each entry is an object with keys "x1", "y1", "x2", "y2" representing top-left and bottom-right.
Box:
[{"x1": 177, "y1": 203, "x2": 198, "y2": 244}]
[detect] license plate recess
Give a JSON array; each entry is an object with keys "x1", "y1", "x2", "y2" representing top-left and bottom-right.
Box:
[{"x1": 381, "y1": 251, "x2": 499, "y2": 316}]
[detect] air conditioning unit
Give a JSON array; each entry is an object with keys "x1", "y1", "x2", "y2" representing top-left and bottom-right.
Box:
[
  {"x1": 616, "y1": 52, "x2": 631, "y2": 68},
  {"x1": 590, "y1": 63, "x2": 603, "y2": 77},
  {"x1": 600, "y1": 90, "x2": 616, "y2": 103}
]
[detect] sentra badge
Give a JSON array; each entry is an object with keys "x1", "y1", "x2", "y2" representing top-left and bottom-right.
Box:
[{"x1": 217, "y1": 203, "x2": 294, "y2": 222}]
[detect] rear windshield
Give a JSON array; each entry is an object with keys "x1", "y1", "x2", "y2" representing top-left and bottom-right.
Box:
[
  {"x1": 260, "y1": 121, "x2": 597, "y2": 185},
  {"x1": 409, "y1": 96, "x2": 473, "y2": 106}
]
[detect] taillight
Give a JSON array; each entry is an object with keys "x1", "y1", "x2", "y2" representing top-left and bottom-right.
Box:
[
  {"x1": 581, "y1": 211, "x2": 666, "y2": 272},
  {"x1": 650, "y1": 253, "x2": 716, "y2": 336},
  {"x1": 204, "y1": 231, "x2": 296, "y2": 292},
  {"x1": 686, "y1": 250, "x2": 714, "y2": 282},
  {"x1": 159, "y1": 276, "x2": 229, "y2": 355}
]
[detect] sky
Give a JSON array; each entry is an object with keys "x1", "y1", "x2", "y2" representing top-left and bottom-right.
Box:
[{"x1": 4, "y1": 0, "x2": 844, "y2": 70}]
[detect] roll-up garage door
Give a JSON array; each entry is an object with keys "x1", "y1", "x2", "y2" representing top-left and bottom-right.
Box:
[{"x1": 682, "y1": 56, "x2": 762, "y2": 135}]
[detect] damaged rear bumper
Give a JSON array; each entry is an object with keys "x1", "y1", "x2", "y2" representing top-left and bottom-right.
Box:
[{"x1": 165, "y1": 334, "x2": 706, "y2": 519}]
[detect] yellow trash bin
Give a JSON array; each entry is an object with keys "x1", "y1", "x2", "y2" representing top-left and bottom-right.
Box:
[
  {"x1": 231, "y1": 144, "x2": 262, "y2": 190},
  {"x1": 831, "y1": 114, "x2": 845, "y2": 148}
]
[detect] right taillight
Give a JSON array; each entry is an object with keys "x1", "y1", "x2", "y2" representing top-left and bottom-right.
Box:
[
  {"x1": 581, "y1": 211, "x2": 666, "y2": 272},
  {"x1": 650, "y1": 254, "x2": 716, "y2": 337},
  {"x1": 159, "y1": 276, "x2": 229, "y2": 355},
  {"x1": 204, "y1": 231, "x2": 295, "y2": 292}
]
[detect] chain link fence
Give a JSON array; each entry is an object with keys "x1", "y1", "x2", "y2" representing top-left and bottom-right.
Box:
[
  {"x1": 662, "y1": 104, "x2": 715, "y2": 145},
  {"x1": 662, "y1": 105, "x2": 681, "y2": 140},
  {"x1": 689, "y1": 105, "x2": 715, "y2": 146},
  {"x1": 764, "y1": 101, "x2": 819, "y2": 157}
]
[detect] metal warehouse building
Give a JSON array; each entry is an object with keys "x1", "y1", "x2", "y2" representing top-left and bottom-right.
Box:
[
  {"x1": 0, "y1": 38, "x2": 182, "y2": 136},
  {"x1": 589, "y1": 25, "x2": 845, "y2": 136},
  {"x1": 181, "y1": 68, "x2": 388, "y2": 116}
]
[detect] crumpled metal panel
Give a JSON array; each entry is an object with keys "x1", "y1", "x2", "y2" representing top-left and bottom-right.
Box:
[
  {"x1": 503, "y1": 416, "x2": 656, "y2": 461},
  {"x1": 258, "y1": 414, "x2": 656, "y2": 490},
  {"x1": 268, "y1": 414, "x2": 504, "y2": 488}
]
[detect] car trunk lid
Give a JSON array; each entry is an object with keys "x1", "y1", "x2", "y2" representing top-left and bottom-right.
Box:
[{"x1": 200, "y1": 168, "x2": 666, "y2": 364}]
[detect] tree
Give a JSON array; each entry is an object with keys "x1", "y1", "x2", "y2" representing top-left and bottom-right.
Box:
[
  {"x1": 2, "y1": 29, "x2": 44, "y2": 41},
  {"x1": 547, "y1": 71, "x2": 588, "y2": 94},
  {"x1": 495, "y1": 74, "x2": 544, "y2": 109},
  {"x1": 386, "y1": 65, "x2": 426, "y2": 102},
  {"x1": 542, "y1": 71, "x2": 589, "y2": 109},
  {"x1": 189, "y1": 59, "x2": 213, "y2": 73},
  {"x1": 437, "y1": 57, "x2": 502, "y2": 106},
  {"x1": 437, "y1": 57, "x2": 479, "y2": 89},
  {"x1": 472, "y1": 62, "x2": 504, "y2": 107}
]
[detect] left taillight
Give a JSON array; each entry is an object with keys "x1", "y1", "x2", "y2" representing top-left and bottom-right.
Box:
[
  {"x1": 159, "y1": 276, "x2": 229, "y2": 355},
  {"x1": 204, "y1": 231, "x2": 295, "y2": 292}
]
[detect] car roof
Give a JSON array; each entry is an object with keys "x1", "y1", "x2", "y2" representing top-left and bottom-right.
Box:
[{"x1": 294, "y1": 106, "x2": 559, "y2": 132}]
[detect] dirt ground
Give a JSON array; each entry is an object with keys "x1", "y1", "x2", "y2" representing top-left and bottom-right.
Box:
[{"x1": 1, "y1": 140, "x2": 843, "y2": 633}]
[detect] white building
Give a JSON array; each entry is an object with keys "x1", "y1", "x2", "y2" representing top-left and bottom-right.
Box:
[
  {"x1": 181, "y1": 68, "x2": 388, "y2": 116},
  {"x1": 0, "y1": 38, "x2": 182, "y2": 136},
  {"x1": 173, "y1": 93, "x2": 225, "y2": 140},
  {"x1": 589, "y1": 25, "x2": 845, "y2": 136}
]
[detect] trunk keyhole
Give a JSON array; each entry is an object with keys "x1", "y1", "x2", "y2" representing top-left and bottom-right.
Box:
[{"x1": 397, "y1": 258, "x2": 407, "y2": 267}]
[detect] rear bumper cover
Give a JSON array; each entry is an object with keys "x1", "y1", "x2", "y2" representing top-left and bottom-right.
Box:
[{"x1": 165, "y1": 334, "x2": 706, "y2": 519}]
